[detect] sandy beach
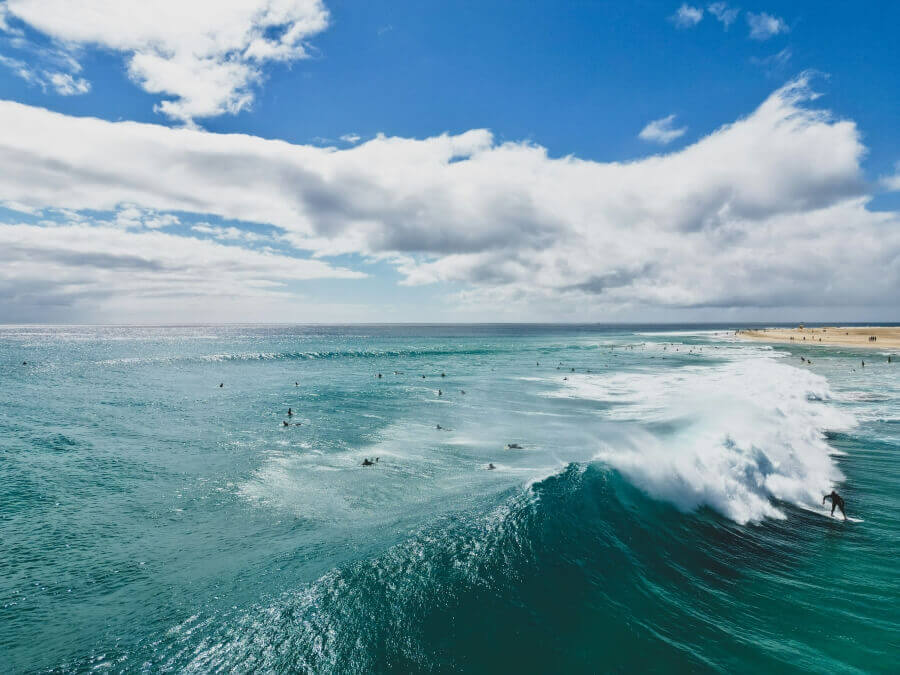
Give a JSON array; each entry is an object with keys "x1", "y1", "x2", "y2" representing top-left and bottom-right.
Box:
[{"x1": 738, "y1": 326, "x2": 900, "y2": 350}]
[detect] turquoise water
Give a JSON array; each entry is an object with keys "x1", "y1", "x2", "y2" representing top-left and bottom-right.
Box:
[{"x1": 1, "y1": 324, "x2": 898, "y2": 672}]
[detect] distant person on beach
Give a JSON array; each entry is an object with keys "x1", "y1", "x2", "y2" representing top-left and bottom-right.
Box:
[{"x1": 823, "y1": 490, "x2": 847, "y2": 520}]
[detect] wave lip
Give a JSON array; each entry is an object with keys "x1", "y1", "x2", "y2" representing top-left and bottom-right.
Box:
[{"x1": 582, "y1": 358, "x2": 856, "y2": 523}]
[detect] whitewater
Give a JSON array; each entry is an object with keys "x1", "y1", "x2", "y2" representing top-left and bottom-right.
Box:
[{"x1": 1, "y1": 324, "x2": 897, "y2": 672}]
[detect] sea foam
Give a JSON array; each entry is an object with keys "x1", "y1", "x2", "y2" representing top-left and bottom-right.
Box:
[{"x1": 576, "y1": 357, "x2": 856, "y2": 523}]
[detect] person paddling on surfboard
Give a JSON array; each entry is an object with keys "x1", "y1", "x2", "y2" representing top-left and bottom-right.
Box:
[{"x1": 823, "y1": 490, "x2": 847, "y2": 520}]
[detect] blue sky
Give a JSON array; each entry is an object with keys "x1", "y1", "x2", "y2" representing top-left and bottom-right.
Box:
[{"x1": 0, "y1": 1, "x2": 898, "y2": 323}]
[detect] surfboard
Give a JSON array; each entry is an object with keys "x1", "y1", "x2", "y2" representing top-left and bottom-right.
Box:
[{"x1": 800, "y1": 504, "x2": 863, "y2": 523}]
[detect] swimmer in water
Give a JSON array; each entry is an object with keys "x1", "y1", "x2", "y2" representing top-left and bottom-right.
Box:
[
  {"x1": 362, "y1": 458, "x2": 374, "y2": 466},
  {"x1": 438, "y1": 389, "x2": 442, "y2": 396},
  {"x1": 219, "y1": 383, "x2": 224, "y2": 387},
  {"x1": 823, "y1": 490, "x2": 847, "y2": 520},
  {"x1": 488, "y1": 463, "x2": 496, "y2": 470},
  {"x1": 283, "y1": 421, "x2": 290, "y2": 427},
  {"x1": 287, "y1": 407, "x2": 293, "y2": 416}
]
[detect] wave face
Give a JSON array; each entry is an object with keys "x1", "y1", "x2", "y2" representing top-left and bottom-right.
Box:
[{"x1": 1, "y1": 324, "x2": 897, "y2": 672}]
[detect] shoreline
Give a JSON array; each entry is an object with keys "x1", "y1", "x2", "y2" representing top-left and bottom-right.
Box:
[{"x1": 737, "y1": 326, "x2": 900, "y2": 350}]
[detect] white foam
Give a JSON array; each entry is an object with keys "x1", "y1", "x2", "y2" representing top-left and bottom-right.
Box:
[{"x1": 572, "y1": 357, "x2": 856, "y2": 524}]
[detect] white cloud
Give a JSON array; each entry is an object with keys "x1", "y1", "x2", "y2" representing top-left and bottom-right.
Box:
[
  {"x1": 0, "y1": 3, "x2": 23, "y2": 34},
  {"x1": 638, "y1": 114, "x2": 688, "y2": 144},
  {"x1": 47, "y1": 71, "x2": 90, "y2": 95},
  {"x1": 3, "y1": 0, "x2": 329, "y2": 123},
  {"x1": 340, "y1": 133, "x2": 361, "y2": 144},
  {"x1": 882, "y1": 164, "x2": 900, "y2": 192},
  {"x1": 0, "y1": 75, "x2": 898, "y2": 321},
  {"x1": 751, "y1": 47, "x2": 792, "y2": 76},
  {"x1": 707, "y1": 2, "x2": 739, "y2": 28},
  {"x1": 192, "y1": 222, "x2": 272, "y2": 242},
  {"x1": 0, "y1": 48, "x2": 90, "y2": 95},
  {"x1": 0, "y1": 53, "x2": 41, "y2": 84},
  {"x1": 672, "y1": 4, "x2": 704, "y2": 28},
  {"x1": 747, "y1": 12, "x2": 788, "y2": 40},
  {"x1": 0, "y1": 222, "x2": 364, "y2": 322}
]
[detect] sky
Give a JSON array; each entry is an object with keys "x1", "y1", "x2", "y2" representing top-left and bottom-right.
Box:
[{"x1": 0, "y1": 0, "x2": 898, "y2": 324}]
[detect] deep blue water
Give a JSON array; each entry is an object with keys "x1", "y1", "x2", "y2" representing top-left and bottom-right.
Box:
[{"x1": 1, "y1": 324, "x2": 898, "y2": 672}]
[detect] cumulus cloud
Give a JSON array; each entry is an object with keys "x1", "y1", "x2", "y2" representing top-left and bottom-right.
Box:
[
  {"x1": 672, "y1": 4, "x2": 704, "y2": 28},
  {"x1": 0, "y1": 74, "x2": 898, "y2": 321},
  {"x1": 747, "y1": 11, "x2": 788, "y2": 40},
  {"x1": 2, "y1": 0, "x2": 329, "y2": 124},
  {"x1": 707, "y1": 2, "x2": 739, "y2": 29},
  {"x1": 638, "y1": 114, "x2": 688, "y2": 145}
]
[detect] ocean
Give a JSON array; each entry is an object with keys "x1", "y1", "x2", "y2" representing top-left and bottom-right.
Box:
[{"x1": 1, "y1": 324, "x2": 897, "y2": 672}]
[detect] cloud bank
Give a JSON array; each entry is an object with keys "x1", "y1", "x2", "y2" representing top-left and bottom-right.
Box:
[{"x1": 0, "y1": 75, "x2": 898, "y2": 321}]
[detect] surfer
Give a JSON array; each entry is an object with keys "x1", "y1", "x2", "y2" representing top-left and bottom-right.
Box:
[
  {"x1": 362, "y1": 458, "x2": 374, "y2": 466},
  {"x1": 823, "y1": 490, "x2": 847, "y2": 520},
  {"x1": 488, "y1": 463, "x2": 496, "y2": 470},
  {"x1": 283, "y1": 420, "x2": 290, "y2": 427},
  {"x1": 219, "y1": 382, "x2": 224, "y2": 387},
  {"x1": 287, "y1": 407, "x2": 293, "y2": 416}
]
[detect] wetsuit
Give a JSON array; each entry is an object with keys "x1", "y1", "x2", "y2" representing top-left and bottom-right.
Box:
[{"x1": 823, "y1": 491, "x2": 846, "y2": 519}]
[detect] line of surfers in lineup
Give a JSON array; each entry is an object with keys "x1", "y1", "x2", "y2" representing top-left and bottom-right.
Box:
[
  {"x1": 213, "y1": 361, "x2": 573, "y2": 472},
  {"x1": 798, "y1": 356, "x2": 892, "y2": 368}
]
